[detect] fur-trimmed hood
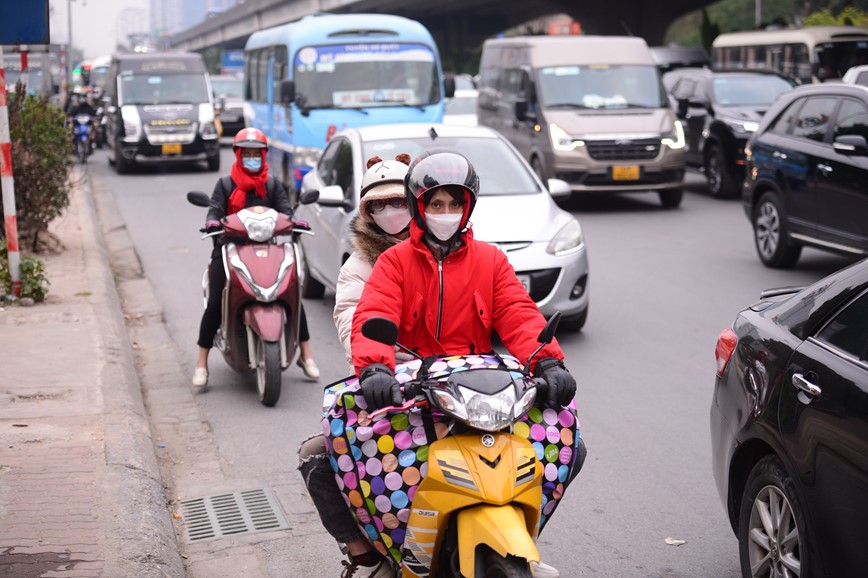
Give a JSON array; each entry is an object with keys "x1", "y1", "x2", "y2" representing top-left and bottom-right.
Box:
[{"x1": 349, "y1": 214, "x2": 404, "y2": 266}]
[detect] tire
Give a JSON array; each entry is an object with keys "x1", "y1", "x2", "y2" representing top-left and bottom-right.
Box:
[
  {"x1": 559, "y1": 306, "x2": 588, "y2": 333},
  {"x1": 704, "y1": 145, "x2": 739, "y2": 198},
  {"x1": 77, "y1": 139, "x2": 87, "y2": 164},
  {"x1": 752, "y1": 192, "x2": 801, "y2": 268},
  {"x1": 207, "y1": 153, "x2": 221, "y2": 172},
  {"x1": 115, "y1": 141, "x2": 131, "y2": 174},
  {"x1": 658, "y1": 188, "x2": 683, "y2": 208},
  {"x1": 255, "y1": 338, "x2": 282, "y2": 407},
  {"x1": 299, "y1": 243, "x2": 325, "y2": 299},
  {"x1": 738, "y1": 455, "x2": 808, "y2": 578},
  {"x1": 531, "y1": 157, "x2": 548, "y2": 183},
  {"x1": 481, "y1": 550, "x2": 533, "y2": 578}
]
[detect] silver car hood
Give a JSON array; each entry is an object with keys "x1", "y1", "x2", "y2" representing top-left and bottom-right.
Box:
[
  {"x1": 470, "y1": 194, "x2": 572, "y2": 244},
  {"x1": 545, "y1": 108, "x2": 675, "y2": 138}
]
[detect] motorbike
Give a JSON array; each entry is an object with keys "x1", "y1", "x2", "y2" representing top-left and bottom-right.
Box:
[
  {"x1": 322, "y1": 313, "x2": 583, "y2": 577},
  {"x1": 71, "y1": 114, "x2": 94, "y2": 163},
  {"x1": 186, "y1": 190, "x2": 318, "y2": 406},
  {"x1": 93, "y1": 105, "x2": 107, "y2": 149}
]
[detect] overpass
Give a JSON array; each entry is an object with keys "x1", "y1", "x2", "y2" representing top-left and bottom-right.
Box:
[{"x1": 170, "y1": 0, "x2": 716, "y2": 72}]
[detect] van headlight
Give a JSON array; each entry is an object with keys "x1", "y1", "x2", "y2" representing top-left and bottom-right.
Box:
[
  {"x1": 549, "y1": 123, "x2": 585, "y2": 151},
  {"x1": 546, "y1": 219, "x2": 584, "y2": 256},
  {"x1": 199, "y1": 104, "x2": 218, "y2": 140},
  {"x1": 661, "y1": 120, "x2": 685, "y2": 149},
  {"x1": 121, "y1": 105, "x2": 142, "y2": 142}
]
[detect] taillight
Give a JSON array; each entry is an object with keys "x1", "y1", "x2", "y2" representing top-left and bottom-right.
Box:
[{"x1": 715, "y1": 327, "x2": 738, "y2": 376}]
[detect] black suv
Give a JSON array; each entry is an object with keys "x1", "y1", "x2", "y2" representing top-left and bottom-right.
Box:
[
  {"x1": 743, "y1": 83, "x2": 868, "y2": 268},
  {"x1": 663, "y1": 68, "x2": 793, "y2": 197}
]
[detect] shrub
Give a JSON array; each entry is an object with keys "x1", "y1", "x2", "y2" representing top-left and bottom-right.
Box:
[
  {"x1": 0, "y1": 80, "x2": 73, "y2": 251},
  {"x1": 0, "y1": 238, "x2": 49, "y2": 302}
]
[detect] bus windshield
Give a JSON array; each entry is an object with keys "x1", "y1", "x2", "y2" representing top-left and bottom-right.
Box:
[
  {"x1": 120, "y1": 73, "x2": 210, "y2": 105},
  {"x1": 293, "y1": 43, "x2": 439, "y2": 109},
  {"x1": 537, "y1": 64, "x2": 669, "y2": 109},
  {"x1": 815, "y1": 40, "x2": 868, "y2": 79}
]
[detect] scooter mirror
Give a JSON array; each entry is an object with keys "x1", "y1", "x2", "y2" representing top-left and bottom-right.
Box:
[
  {"x1": 537, "y1": 311, "x2": 561, "y2": 344},
  {"x1": 362, "y1": 317, "x2": 399, "y2": 346},
  {"x1": 187, "y1": 191, "x2": 210, "y2": 207}
]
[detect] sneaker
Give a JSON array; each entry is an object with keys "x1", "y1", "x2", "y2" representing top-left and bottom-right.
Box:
[
  {"x1": 191, "y1": 367, "x2": 208, "y2": 388},
  {"x1": 340, "y1": 558, "x2": 393, "y2": 578},
  {"x1": 297, "y1": 357, "x2": 320, "y2": 380},
  {"x1": 532, "y1": 560, "x2": 560, "y2": 578}
]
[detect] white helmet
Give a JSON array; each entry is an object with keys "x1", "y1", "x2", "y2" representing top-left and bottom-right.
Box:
[{"x1": 360, "y1": 158, "x2": 410, "y2": 197}]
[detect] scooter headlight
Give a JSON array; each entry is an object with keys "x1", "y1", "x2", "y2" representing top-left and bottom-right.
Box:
[{"x1": 430, "y1": 369, "x2": 536, "y2": 432}]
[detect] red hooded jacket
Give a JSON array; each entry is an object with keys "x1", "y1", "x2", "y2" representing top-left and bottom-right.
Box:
[{"x1": 351, "y1": 222, "x2": 565, "y2": 375}]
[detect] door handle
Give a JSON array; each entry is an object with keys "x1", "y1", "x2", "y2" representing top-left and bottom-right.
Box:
[
  {"x1": 792, "y1": 373, "x2": 821, "y2": 396},
  {"x1": 772, "y1": 151, "x2": 788, "y2": 160},
  {"x1": 817, "y1": 163, "x2": 833, "y2": 174}
]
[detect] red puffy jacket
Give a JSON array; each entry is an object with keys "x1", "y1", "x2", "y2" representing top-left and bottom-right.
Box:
[{"x1": 351, "y1": 223, "x2": 564, "y2": 375}]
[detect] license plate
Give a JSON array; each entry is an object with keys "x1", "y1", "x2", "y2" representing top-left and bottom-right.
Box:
[
  {"x1": 517, "y1": 274, "x2": 531, "y2": 293},
  {"x1": 612, "y1": 165, "x2": 640, "y2": 180},
  {"x1": 162, "y1": 143, "x2": 182, "y2": 155}
]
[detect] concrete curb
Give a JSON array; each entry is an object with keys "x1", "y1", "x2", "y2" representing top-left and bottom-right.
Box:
[{"x1": 76, "y1": 170, "x2": 185, "y2": 577}]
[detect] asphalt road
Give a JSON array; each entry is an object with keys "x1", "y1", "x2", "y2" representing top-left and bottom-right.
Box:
[{"x1": 90, "y1": 144, "x2": 856, "y2": 577}]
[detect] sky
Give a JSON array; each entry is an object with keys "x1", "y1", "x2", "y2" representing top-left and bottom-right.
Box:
[{"x1": 49, "y1": 0, "x2": 150, "y2": 60}]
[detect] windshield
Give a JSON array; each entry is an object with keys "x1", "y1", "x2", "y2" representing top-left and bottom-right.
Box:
[
  {"x1": 294, "y1": 43, "x2": 439, "y2": 109},
  {"x1": 120, "y1": 73, "x2": 210, "y2": 105},
  {"x1": 537, "y1": 64, "x2": 669, "y2": 109},
  {"x1": 211, "y1": 77, "x2": 243, "y2": 98},
  {"x1": 713, "y1": 74, "x2": 793, "y2": 106},
  {"x1": 816, "y1": 40, "x2": 868, "y2": 80},
  {"x1": 364, "y1": 136, "x2": 540, "y2": 196}
]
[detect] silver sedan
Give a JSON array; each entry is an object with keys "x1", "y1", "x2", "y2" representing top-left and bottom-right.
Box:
[{"x1": 295, "y1": 123, "x2": 590, "y2": 331}]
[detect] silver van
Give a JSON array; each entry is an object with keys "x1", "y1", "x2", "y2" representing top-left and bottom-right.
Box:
[{"x1": 477, "y1": 36, "x2": 686, "y2": 207}]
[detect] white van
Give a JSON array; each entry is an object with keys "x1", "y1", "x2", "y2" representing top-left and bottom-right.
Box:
[{"x1": 477, "y1": 36, "x2": 686, "y2": 207}]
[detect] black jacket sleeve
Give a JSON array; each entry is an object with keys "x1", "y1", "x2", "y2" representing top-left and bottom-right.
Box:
[
  {"x1": 206, "y1": 177, "x2": 229, "y2": 222},
  {"x1": 267, "y1": 176, "x2": 294, "y2": 218}
]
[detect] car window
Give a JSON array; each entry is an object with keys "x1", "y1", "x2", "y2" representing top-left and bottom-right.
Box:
[
  {"x1": 333, "y1": 139, "x2": 355, "y2": 200},
  {"x1": 815, "y1": 290, "x2": 868, "y2": 360},
  {"x1": 317, "y1": 140, "x2": 340, "y2": 187},
  {"x1": 768, "y1": 98, "x2": 803, "y2": 135},
  {"x1": 791, "y1": 97, "x2": 838, "y2": 143},
  {"x1": 833, "y1": 98, "x2": 868, "y2": 141}
]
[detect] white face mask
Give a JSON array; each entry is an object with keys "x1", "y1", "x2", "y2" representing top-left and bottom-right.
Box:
[
  {"x1": 425, "y1": 212, "x2": 463, "y2": 241},
  {"x1": 371, "y1": 206, "x2": 411, "y2": 235}
]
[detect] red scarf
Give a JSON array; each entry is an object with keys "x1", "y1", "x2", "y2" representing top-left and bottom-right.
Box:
[{"x1": 227, "y1": 149, "x2": 269, "y2": 215}]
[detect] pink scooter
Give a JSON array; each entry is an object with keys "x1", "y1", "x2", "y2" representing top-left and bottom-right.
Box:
[{"x1": 187, "y1": 190, "x2": 317, "y2": 406}]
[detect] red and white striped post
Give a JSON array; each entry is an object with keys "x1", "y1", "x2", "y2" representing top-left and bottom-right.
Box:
[{"x1": 0, "y1": 46, "x2": 22, "y2": 297}]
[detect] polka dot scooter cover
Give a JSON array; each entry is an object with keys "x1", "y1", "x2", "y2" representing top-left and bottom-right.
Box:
[{"x1": 321, "y1": 353, "x2": 581, "y2": 565}]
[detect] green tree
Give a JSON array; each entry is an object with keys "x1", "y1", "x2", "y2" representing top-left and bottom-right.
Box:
[{"x1": 700, "y1": 9, "x2": 721, "y2": 53}]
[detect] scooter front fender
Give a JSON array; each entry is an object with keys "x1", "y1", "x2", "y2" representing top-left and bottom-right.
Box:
[
  {"x1": 243, "y1": 303, "x2": 286, "y2": 342},
  {"x1": 457, "y1": 504, "x2": 538, "y2": 575}
]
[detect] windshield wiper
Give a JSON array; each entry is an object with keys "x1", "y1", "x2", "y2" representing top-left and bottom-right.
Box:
[
  {"x1": 371, "y1": 100, "x2": 426, "y2": 112},
  {"x1": 299, "y1": 104, "x2": 369, "y2": 116},
  {"x1": 546, "y1": 102, "x2": 590, "y2": 109}
]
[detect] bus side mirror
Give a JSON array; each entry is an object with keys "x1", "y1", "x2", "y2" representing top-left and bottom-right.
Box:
[
  {"x1": 280, "y1": 79, "x2": 295, "y2": 104},
  {"x1": 443, "y1": 74, "x2": 455, "y2": 98},
  {"x1": 515, "y1": 99, "x2": 528, "y2": 120}
]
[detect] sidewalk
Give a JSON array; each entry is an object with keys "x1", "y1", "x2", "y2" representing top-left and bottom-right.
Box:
[{"x1": 0, "y1": 173, "x2": 184, "y2": 577}]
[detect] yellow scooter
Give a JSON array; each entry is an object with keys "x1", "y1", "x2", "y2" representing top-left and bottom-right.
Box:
[{"x1": 356, "y1": 314, "x2": 578, "y2": 577}]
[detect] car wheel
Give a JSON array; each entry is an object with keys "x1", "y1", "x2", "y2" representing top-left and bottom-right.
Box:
[
  {"x1": 753, "y1": 192, "x2": 801, "y2": 268},
  {"x1": 658, "y1": 189, "x2": 683, "y2": 208},
  {"x1": 531, "y1": 157, "x2": 547, "y2": 183},
  {"x1": 207, "y1": 153, "x2": 220, "y2": 172},
  {"x1": 114, "y1": 141, "x2": 131, "y2": 174},
  {"x1": 738, "y1": 455, "x2": 808, "y2": 578},
  {"x1": 704, "y1": 145, "x2": 738, "y2": 198},
  {"x1": 298, "y1": 242, "x2": 325, "y2": 299}
]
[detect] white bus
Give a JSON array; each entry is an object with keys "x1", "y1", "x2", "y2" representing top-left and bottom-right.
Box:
[{"x1": 712, "y1": 26, "x2": 868, "y2": 83}]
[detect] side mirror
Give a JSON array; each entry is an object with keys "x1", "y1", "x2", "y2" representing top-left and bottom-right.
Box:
[
  {"x1": 187, "y1": 191, "x2": 210, "y2": 207},
  {"x1": 362, "y1": 317, "x2": 399, "y2": 346},
  {"x1": 833, "y1": 134, "x2": 868, "y2": 156},
  {"x1": 315, "y1": 184, "x2": 348, "y2": 209},
  {"x1": 515, "y1": 99, "x2": 528, "y2": 120},
  {"x1": 443, "y1": 73, "x2": 455, "y2": 99},
  {"x1": 299, "y1": 189, "x2": 320, "y2": 205},
  {"x1": 525, "y1": 311, "x2": 561, "y2": 369},
  {"x1": 547, "y1": 178, "x2": 572, "y2": 200},
  {"x1": 280, "y1": 79, "x2": 295, "y2": 104}
]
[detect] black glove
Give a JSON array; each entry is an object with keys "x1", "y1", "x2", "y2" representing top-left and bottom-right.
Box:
[
  {"x1": 204, "y1": 219, "x2": 222, "y2": 234},
  {"x1": 360, "y1": 363, "x2": 402, "y2": 410},
  {"x1": 534, "y1": 357, "x2": 576, "y2": 407}
]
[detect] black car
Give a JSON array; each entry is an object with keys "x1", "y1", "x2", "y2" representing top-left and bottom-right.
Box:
[
  {"x1": 712, "y1": 257, "x2": 868, "y2": 577},
  {"x1": 663, "y1": 68, "x2": 793, "y2": 197},
  {"x1": 743, "y1": 83, "x2": 868, "y2": 268}
]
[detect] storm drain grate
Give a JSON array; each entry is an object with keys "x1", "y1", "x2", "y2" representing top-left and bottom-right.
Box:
[{"x1": 181, "y1": 487, "x2": 289, "y2": 543}]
